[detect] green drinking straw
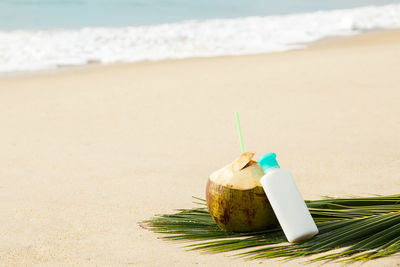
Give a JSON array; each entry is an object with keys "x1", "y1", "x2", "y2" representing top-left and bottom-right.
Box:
[{"x1": 235, "y1": 111, "x2": 245, "y2": 153}]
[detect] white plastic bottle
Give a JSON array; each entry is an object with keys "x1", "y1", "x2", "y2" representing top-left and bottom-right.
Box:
[{"x1": 258, "y1": 153, "x2": 318, "y2": 242}]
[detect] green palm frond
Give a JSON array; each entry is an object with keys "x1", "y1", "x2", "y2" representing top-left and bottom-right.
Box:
[{"x1": 142, "y1": 195, "x2": 400, "y2": 263}]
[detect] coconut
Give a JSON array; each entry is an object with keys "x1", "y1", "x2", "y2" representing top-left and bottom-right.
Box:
[{"x1": 206, "y1": 152, "x2": 278, "y2": 232}]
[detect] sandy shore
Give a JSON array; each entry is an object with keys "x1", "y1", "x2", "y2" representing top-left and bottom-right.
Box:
[{"x1": 1, "y1": 30, "x2": 400, "y2": 266}]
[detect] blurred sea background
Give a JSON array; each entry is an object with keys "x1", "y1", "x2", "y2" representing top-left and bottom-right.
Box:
[{"x1": 1, "y1": 0, "x2": 400, "y2": 73}]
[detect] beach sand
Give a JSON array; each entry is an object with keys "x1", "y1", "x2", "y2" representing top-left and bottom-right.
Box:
[{"x1": 0, "y1": 30, "x2": 400, "y2": 266}]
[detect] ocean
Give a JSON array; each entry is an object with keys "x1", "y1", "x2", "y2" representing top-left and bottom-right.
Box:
[{"x1": 1, "y1": 0, "x2": 400, "y2": 73}]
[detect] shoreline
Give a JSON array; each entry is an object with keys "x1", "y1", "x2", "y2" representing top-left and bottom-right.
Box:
[{"x1": 1, "y1": 28, "x2": 400, "y2": 80}]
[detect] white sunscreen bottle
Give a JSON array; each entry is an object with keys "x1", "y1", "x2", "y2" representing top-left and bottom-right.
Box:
[{"x1": 258, "y1": 153, "x2": 318, "y2": 242}]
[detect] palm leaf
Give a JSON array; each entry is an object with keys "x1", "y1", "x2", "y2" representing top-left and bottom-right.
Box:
[{"x1": 142, "y1": 194, "x2": 400, "y2": 263}]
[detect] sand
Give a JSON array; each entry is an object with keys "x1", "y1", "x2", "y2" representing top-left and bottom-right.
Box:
[{"x1": 0, "y1": 30, "x2": 400, "y2": 266}]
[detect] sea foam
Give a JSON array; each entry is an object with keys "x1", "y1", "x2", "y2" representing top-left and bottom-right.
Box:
[{"x1": 1, "y1": 4, "x2": 400, "y2": 73}]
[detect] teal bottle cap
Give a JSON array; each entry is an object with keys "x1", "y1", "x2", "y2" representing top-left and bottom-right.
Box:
[{"x1": 258, "y1": 152, "x2": 280, "y2": 172}]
